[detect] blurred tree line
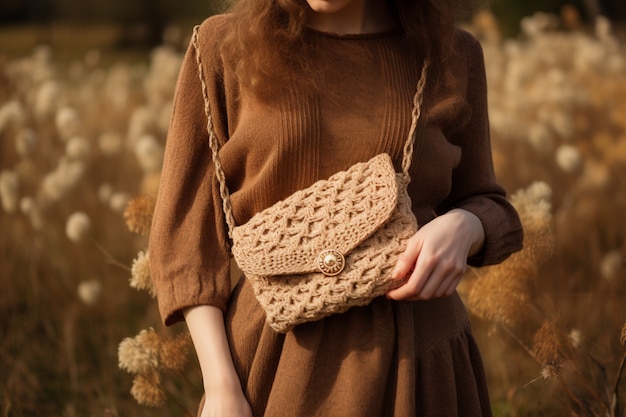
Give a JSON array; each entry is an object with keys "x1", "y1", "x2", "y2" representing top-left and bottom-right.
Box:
[
  {"x1": 0, "y1": 0, "x2": 219, "y2": 47},
  {"x1": 489, "y1": 0, "x2": 626, "y2": 35},
  {"x1": 0, "y1": 0, "x2": 625, "y2": 45}
]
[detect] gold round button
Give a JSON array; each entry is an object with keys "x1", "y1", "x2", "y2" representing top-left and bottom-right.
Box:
[{"x1": 317, "y1": 249, "x2": 345, "y2": 276}]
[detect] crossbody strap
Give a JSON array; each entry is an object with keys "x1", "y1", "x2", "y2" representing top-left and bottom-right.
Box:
[{"x1": 191, "y1": 25, "x2": 429, "y2": 239}]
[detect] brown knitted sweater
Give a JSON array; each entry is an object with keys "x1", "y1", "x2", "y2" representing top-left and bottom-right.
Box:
[{"x1": 149, "y1": 14, "x2": 523, "y2": 417}]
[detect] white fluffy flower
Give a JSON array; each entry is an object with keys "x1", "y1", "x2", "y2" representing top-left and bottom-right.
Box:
[
  {"x1": 34, "y1": 80, "x2": 61, "y2": 120},
  {"x1": 78, "y1": 279, "x2": 103, "y2": 306},
  {"x1": 110, "y1": 192, "x2": 130, "y2": 213},
  {"x1": 144, "y1": 46, "x2": 183, "y2": 105},
  {"x1": 55, "y1": 107, "x2": 80, "y2": 140},
  {"x1": 135, "y1": 135, "x2": 164, "y2": 174},
  {"x1": 595, "y1": 16, "x2": 613, "y2": 42},
  {"x1": 40, "y1": 159, "x2": 86, "y2": 204},
  {"x1": 98, "y1": 183, "x2": 114, "y2": 204},
  {"x1": 19, "y1": 196, "x2": 43, "y2": 230},
  {"x1": 130, "y1": 251, "x2": 155, "y2": 297},
  {"x1": 527, "y1": 123, "x2": 553, "y2": 152},
  {"x1": 127, "y1": 107, "x2": 156, "y2": 145},
  {"x1": 104, "y1": 64, "x2": 133, "y2": 110},
  {"x1": 569, "y1": 329, "x2": 582, "y2": 349},
  {"x1": 66, "y1": 136, "x2": 91, "y2": 160},
  {"x1": 600, "y1": 250, "x2": 624, "y2": 281},
  {"x1": 520, "y1": 12, "x2": 558, "y2": 38},
  {"x1": 551, "y1": 111, "x2": 575, "y2": 141},
  {"x1": 0, "y1": 171, "x2": 19, "y2": 214},
  {"x1": 555, "y1": 144, "x2": 582, "y2": 174},
  {"x1": 66, "y1": 211, "x2": 91, "y2": 242},
  {"x1": 0, "y1": 101, "x2": 26, "y2": 133},
  {"x1": 19, "y1": 196, "x2": 35, "y2": 215}
]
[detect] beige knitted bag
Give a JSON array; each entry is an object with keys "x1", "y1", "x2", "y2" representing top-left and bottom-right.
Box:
[{"x1": 192, "y1": 27, "x2": 429, "y2": 333}]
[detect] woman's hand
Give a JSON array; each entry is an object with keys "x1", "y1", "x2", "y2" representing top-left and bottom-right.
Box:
[{"x1": 386, "y1": 208, "x2": 485, "y2": 301}]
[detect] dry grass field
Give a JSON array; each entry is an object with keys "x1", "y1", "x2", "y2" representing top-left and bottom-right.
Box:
[{"x1": 1, "y1": 11, "x2": 625, "y2": 417}]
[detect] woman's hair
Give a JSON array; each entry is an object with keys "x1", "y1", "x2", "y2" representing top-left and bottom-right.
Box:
[{"x1": 221, "y1": 0, "x2": 465, "y2": 96}]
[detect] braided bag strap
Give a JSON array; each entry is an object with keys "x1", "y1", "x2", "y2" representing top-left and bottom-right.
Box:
[
  {"x1": 191, "y1": 25, "x2": 429, "y2": 238},
  {"x1": 402, "y1": 60, "x2": 429, "y2": 180},
  {"x1": 192, "y1": 26, "x2": 237, "y2": 239}
]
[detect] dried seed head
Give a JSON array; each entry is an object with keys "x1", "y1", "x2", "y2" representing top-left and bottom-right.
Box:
[
  {"x1": 620, "y1": 323, "x2": 626, "y2": 346},
  {"x1": 55, "y1": 107, "x2": 81, "y2": 140},
  {"x1": 160, "y1": 332, "x2": 192, "y2": 372},
  {"x1": 98, "y1": 183, "x2": 114, "y2": 204},
  {"x1": 510, "y1": 181, "x2": 555, "y2": 266},
  {"x1": 19, "y1": 197, "x2": 35, "y2": 215},
  {"x1": 135, "y1": 134, "x2": 164, "y2": 174},
  {"x1": 600, "y1": 250, "x2": 624, "y2": 282},
  {"x1": 555, "y1": 144, "x2": 582, "y2": 174},
  {"x1": 0, "y1": 100, "x2": 25, "y2": 133},
  {"x1": 118, "y1": 328, "x2": 161, "y2": 374},
  {"x1": 0, "y1": 170, "x2": 19, "y2": 214},
  {"x1": 77, "y1": 279, "x2": 103, "y2": 306},
  {"x1": 34, "y1": 80, "x2": 60, "y2": 120},
  {"x1": 532, "y1": 320, "x2": 564, "y2": 377},
  {"x1": 65, "y1": 212, "x2": 91, "y2": 243},
  {"x1": 40, "y1": 159, "x2": 86, "y2": 205},
  {"x1": 569, "y1": 329, "x2": 582, "y2": 349},
  {"x1": 110, "y1": 192, "x2": 130, "y2": 213},
  {"x1": 131, "y1": 372, "x2": 165, "y2": 407},
  {"x1": 127, "y1": 107, "x2": 156, "y2": 145},
  {"x1": 467, "y1": 264, "x2": 530, "y2": 327},
  {"x1": 130, "y1": 251, "x2": 155, "y2": 297},
  {"x1": 124, "y1": 196, "x2": 155, "y2": 236},
  {"x1": 65, "y1": 136, "x2": 91, "y2": 161},
  {"x1": 540, "y1": 362, "x2": 563, "y2": 380}
]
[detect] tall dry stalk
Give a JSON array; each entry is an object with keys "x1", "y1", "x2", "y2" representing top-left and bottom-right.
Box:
[{"x1": 465, "y1": 181, "x2": 626, "y2": 416}]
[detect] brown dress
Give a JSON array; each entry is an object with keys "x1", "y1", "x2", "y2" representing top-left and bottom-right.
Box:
[{"x1": 149, "y1": 14, "x2": 523, "y2": 417}]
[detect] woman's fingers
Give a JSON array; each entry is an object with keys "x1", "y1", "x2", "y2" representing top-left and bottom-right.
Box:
[
  {"x1": 419, "y1": 257, "x2": 466, "y2": 299},
  {"x1": 389, "y1": 256, "x2": 463, "y2": 301},
  {"x1": 387, "y1": 260, "x2": 431, "y2": 300},
  {"x1": 391, "y1": 234, "x2": 422, "y2": 281}
]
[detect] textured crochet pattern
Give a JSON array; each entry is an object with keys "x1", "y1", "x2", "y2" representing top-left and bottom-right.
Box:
[
  {"x1": 232, "y1": 154, "x2": 398, "y2": 275},
  {"x1": 233, "y1": 154, "x2": 418, "y2": 332},
  {"x1": 192, "y1": 26, "x2": 428, "y2": 333}
]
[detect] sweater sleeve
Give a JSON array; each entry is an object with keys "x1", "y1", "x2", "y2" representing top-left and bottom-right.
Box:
[
  {"x1": 435, "y1": 31, "x2": 523, "y2": 267},
  {"x1": 149, "y1": 18, "x2": 232, "y2": 326}
]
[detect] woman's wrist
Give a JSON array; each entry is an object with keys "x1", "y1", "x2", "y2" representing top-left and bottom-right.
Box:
[
  {"x1": 447, "y1": 208, "x2": 485, "y2": 257},
  {"x1": 202, "y1": 361, "x2": 242, "y2": 390}
]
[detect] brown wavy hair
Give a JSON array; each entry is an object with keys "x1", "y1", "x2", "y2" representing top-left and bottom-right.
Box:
[{"x1": 221, "y1": 0, "x2": 464, "y2": 96}]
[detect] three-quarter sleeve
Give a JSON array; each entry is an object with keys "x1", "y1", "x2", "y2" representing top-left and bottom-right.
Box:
[
  {"x1": 149, "y1": 19, "x2": 232, "y2": 326},
  {"x1": 436, "y1": 32, "x2": 523, "y2": 267}
]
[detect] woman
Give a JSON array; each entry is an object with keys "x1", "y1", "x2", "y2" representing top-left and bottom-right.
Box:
[{"x1": 149, "y1": 0, "x2": 524, "y2": 416}]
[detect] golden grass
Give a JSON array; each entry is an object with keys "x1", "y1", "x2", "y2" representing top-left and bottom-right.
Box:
[{"x1": 1, "y1": 10, "x2": 626, "y2": 417}]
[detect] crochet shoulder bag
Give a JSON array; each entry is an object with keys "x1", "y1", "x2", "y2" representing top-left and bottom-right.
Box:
[{"x1": 192, "y1": 27, "x2": 429, "y2": 333}]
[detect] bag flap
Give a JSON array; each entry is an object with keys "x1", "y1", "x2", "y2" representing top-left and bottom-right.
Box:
[{"x1": 231, "y1": 153, "x2": 399, "y2": 276}]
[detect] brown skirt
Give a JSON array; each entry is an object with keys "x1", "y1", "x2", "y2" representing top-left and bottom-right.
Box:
[{"x1": 218, "y1": 278, "x2": 492, "y2": 417}]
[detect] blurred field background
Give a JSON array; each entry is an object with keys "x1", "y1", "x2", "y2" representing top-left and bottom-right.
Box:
[{"x1": 1, "y1": 1, "x2": 626, "y2": 416}]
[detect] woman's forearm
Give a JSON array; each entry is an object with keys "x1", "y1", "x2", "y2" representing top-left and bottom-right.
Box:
[{"x1": 183, "y1": 305, "x2": 241, "y2": 390}]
